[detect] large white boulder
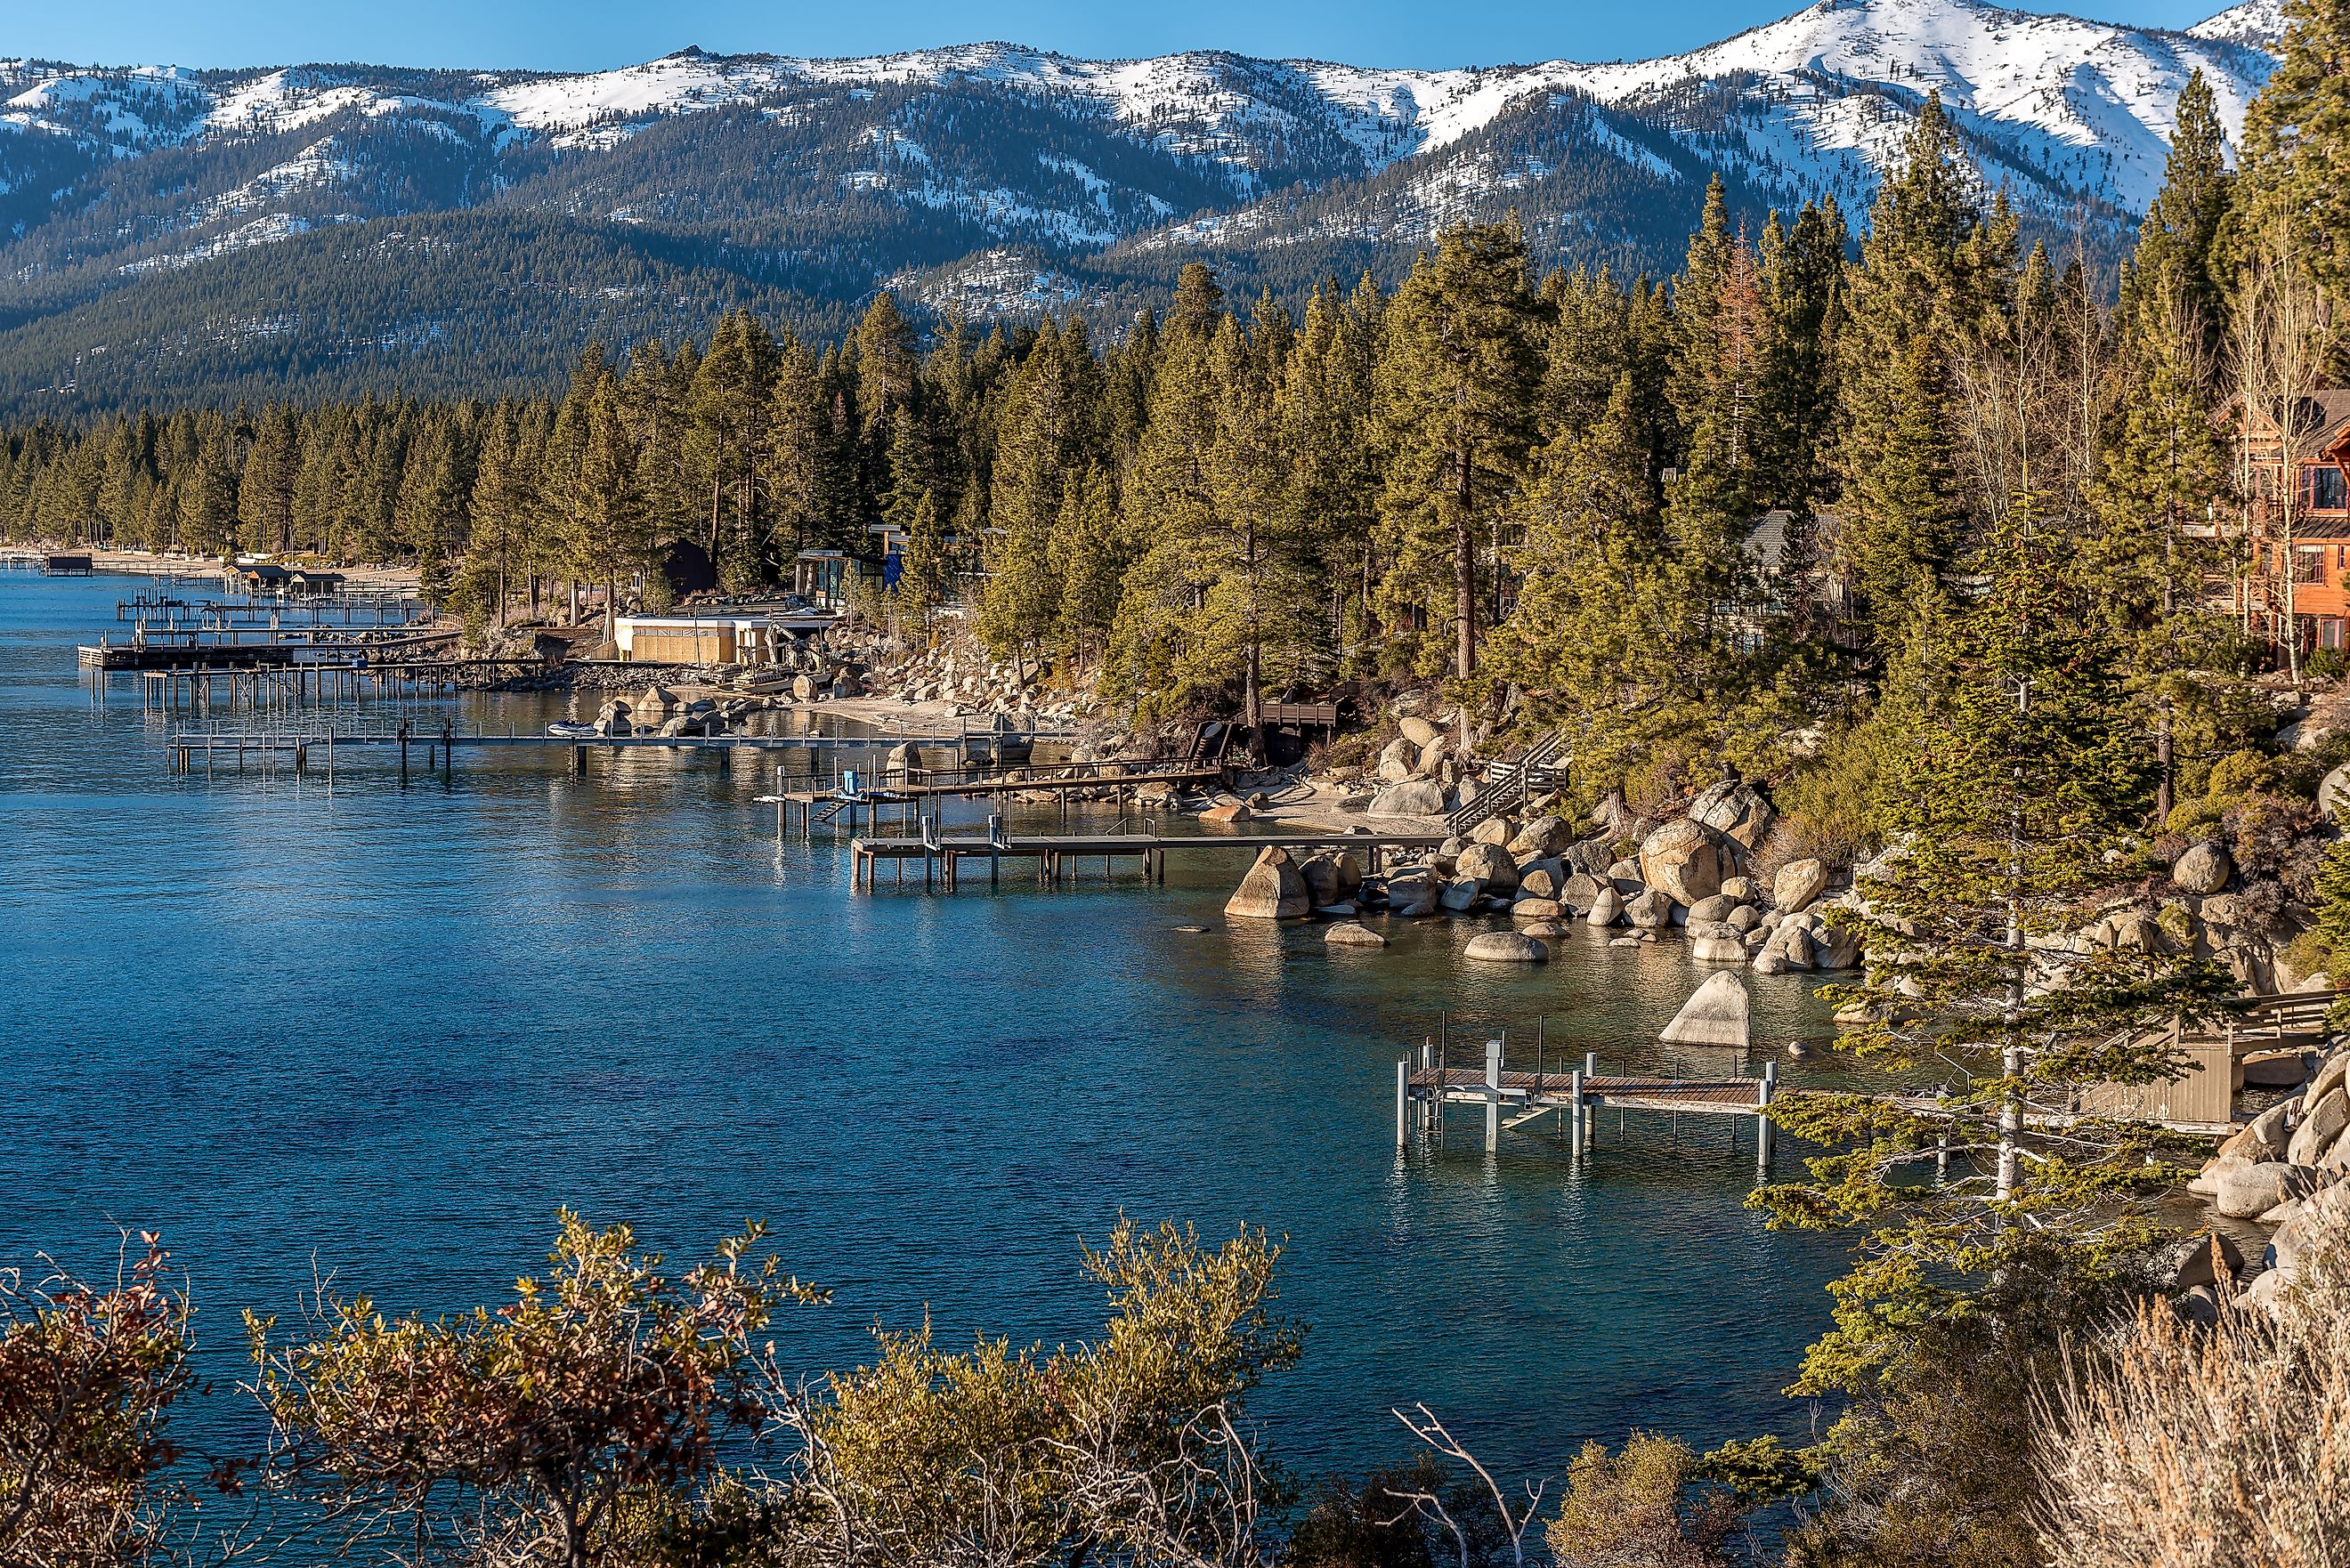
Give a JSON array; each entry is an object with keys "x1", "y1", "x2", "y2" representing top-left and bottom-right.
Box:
[
  {"x1": 2288, "y1": 1086, "x2": 2349, "y2": 1166},
  {"x1": 2170, "y1": 840, "x2": 2232, "y2": 895},
  {"x1": 1455, "y1": 842, "x2": 1520, "y2": 898},
  {"x1": 1225, "y1": 847, "x2": 1310, "y2": 919},
  {"x1": 1465, "y1": 931, "x2": 1548, "y2": 963},
  {"x1": 1368, "y1": 779, "x2": 1447, "y2": 817},
  {"x1": 1773, "y1": 858, "x2": 1828, "y2": 913},
  {"x1": 2214, "y1": 1160, "x2": 2321, "y2": 1220},
  {"x1": 1661, "y1": 970, "x2": 1751, "y2": 1047},
  {"x1": 1690, "y1": 780, "x2": 1775, "y2": 850},
  {"x1": 1639, "y1": 820, "x2": 1730, "y2": 906}
]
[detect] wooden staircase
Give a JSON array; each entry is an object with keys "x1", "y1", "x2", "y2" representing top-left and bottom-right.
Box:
[{"x1": 1446, "y1": 731, "x2": 1569, "y2": 837}]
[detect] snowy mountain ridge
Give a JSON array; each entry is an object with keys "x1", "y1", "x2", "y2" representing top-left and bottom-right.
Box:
[
  {"x1": 2, "y1": 0, "x2": 2279, "y2": 206},
  {"x1": 0, "y1": 0, "x2": 2293, "y2": 409}
]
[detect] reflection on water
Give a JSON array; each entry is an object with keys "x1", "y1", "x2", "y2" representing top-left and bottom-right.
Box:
[{"x1": 1, "y1": 572, "x2": 1867, "y2": 1480}]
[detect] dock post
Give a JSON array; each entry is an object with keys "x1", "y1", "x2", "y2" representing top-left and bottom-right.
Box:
[
  {"x1": 1936, "y1": 1130, "x2": 1950, "y2": 1181},
  {"x1": 1486, "y1": 1038, "x2": 1503, "y2": 1152},
  {"x1": 1569, "y1": 1068, "x2": 1584, "y2": 1160},
  {"x1": 442, "y1": 719, "x2": 453, "y2": 784},
  {"x1": 775, "y1": 766, "x2": 786, "y2": 840},
  {"x1": 1397, "y1": 1058, "x2": 1409, "y2": 1149},
  {"x1": 326, "y1": 725, "x2": 334, "y2": 786},
  {"x1": 1756, "y1": 1061, "x2": 1778, "y2": 1173},
  {"x1": 400, "y1": 721, "x2": 410, "y2": 785}
]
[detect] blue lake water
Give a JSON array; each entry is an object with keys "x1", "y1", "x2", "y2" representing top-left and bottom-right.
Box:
[{"x1": 0, "y1": 570, "x2": 1860, "y2": 1485}]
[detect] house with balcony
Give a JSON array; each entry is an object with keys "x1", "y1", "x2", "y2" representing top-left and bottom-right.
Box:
[{"x1": 2238, "y1": 389, "x2": 2350, "y2": 654}]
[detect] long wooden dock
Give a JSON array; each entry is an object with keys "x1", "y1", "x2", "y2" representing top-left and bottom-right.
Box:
[{"x1": 848, "y1": 828, "x2": 1445, "y2": 889}]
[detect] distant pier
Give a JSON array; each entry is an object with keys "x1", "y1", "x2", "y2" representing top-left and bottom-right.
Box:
[{"x1": 847, "y1": 828, "x2": 1443, "y2": 889}]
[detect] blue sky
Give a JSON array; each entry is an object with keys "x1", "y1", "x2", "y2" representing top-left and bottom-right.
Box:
[{"x1": 12, "y1": 0, "x2": 2231, "y2": 71}]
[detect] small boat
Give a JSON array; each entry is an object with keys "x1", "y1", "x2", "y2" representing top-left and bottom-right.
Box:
[{"x1": 547, "y1": 721, "x2": 600, "y2": 739}]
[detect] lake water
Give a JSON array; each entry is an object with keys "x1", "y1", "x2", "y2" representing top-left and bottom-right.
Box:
[{"x1": 0, "y1": 570, "x2": 1861, "y2": 1485}]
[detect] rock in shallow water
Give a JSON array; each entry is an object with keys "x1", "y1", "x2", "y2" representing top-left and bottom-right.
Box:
[
  {"x1": 1464, "y1": 931, "x2": 1548, "y2": 963},
  {"x1": 1324, "y1": 922, "x2": 1388, "y2": 948},
  {"x1": 1224, "y1": 847, "x2": 1309, "y2": 919}
]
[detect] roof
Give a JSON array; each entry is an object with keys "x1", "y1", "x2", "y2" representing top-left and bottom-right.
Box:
[
  {"x1": 1745, "y1": 509, "x2": 1794, "y2": 573},
  {"x1": 2234, "y1": 389, "x2": 2350, "y2": 461}
]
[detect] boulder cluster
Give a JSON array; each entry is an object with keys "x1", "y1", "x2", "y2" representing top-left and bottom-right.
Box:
[
  {"x1": 1220, "y1": 781, "x2": 1867, "y2": 974},
  {"x1": 1361, "y1": 715, "x2": 1472, "y2": 819},
  {"x1": 2041, "y1": 836, "x2": 2321, "y2": 995},
  {"x1": 591, "y1": 685, "x2": 771, "y2": 738},
  {"x1": 877, "y1": 644, "x2": 1101, "y2": 726},
  {"x1": 2190, "y1": 1042, "x2": 2350, "y2": 1220}
]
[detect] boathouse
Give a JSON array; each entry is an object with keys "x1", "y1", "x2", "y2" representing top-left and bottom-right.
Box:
[{"x1": 613, "y1": 613, "x2": 778, "y2": 665}]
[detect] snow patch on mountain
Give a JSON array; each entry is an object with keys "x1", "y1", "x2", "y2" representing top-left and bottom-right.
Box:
[{"x1": 2191, "y1": 0, "x2": 2287, "y2": 52}]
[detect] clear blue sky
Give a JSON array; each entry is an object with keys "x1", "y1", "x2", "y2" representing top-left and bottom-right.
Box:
[{"x1": 11, "y1": 0, "x2": 2229, "y2": 72}]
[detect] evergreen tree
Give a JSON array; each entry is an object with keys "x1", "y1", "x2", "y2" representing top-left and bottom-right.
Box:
[
  {"x1": 1374, "y1": 222, "x2": 1544, "y2": 682},
  {"x1": 1756, "y1": 496, "x2": 2233, "y2": 1399},
  {"x1": 1833, "y1": 93, "x2": 1993, "y2": 657},
  {"x1": 236, "y1": 406, "x2": 299, "y2": 554},
  {"x1": 2237, "y1": 0, "x2": 2350, "y2": 295},
  {"x1": 687, "y1": 311, "x2": 778, "y2": 587},
  {"x1": 982, "y1": 319, "x2": 1100, "y2": 674},
  {"x1": 1751, "y1": 198, "x2": 1846, "y2": 516}
]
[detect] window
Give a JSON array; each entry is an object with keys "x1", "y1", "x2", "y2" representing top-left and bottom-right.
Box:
[
  {"x1": 2324, "y1": 618, "x2": 2347, "y2": 651},
  {"x1": 2296, "y1": 546, "x2": 2326, "y2": 584},
  {"x1": 2307, "y1": 465, "x2": 2348, "y2": 511}
]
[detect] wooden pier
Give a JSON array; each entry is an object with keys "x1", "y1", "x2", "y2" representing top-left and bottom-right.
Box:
[
  {"x1": 847, "y1": 828, "x2": 1444, "y2": 890},
  {"x1": 1398, "y1": 1034, "x2": 1780, "y2": 1168},
  {"x1": 158, "y1": 723, "x2": 1000, "y2": 779}
]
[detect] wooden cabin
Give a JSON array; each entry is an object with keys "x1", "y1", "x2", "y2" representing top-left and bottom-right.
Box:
[{"x1": 2238, "y1": 389, "x2": 2350, "y2": 655}]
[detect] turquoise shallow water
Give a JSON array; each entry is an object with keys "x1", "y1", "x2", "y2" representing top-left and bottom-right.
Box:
[{"x1": 0, "y1": 570, "x2": 1860, "y2": 1483}]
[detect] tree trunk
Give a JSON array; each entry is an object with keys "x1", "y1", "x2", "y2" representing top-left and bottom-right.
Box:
[
  {"x1": 1453, "y1": 446, "x2": 1478, "y2": 682},
  {"x1": 2156, "y1": 700, "x2": 2174, "y2": 825},
  {"x1": 1244, "y1": 518, "x2": 1262, "y2": 731}
]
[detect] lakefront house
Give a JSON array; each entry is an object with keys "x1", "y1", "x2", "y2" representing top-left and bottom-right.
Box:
[{"x1": 2238, "y1": 389, "x2": 2350, "y2": 656}]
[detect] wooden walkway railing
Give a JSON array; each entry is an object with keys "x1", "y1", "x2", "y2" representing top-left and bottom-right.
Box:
[{"x1": 1446, "y1": 731, "x2": 1568, "y2": 836}]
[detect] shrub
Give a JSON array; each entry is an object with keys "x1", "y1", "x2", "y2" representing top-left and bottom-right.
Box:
[
  {"x1": 2038, "y1": 1218, "x2": 2350, "y2": 1567},
  {"x1": 0, "y1": 1233, "x2": 196, "y2": 1566},
  {"x1": 1547, "y1": 1432, "x2": 1738, "y2": 1568}
]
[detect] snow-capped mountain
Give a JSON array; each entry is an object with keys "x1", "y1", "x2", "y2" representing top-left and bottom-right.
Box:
[{"x1": 0, "y1": 0, "x2": 2284, "y2": 410}]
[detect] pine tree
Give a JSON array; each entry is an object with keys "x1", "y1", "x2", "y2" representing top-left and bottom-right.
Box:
[
  {"x1": 1048, "y1": 462, "x2": 1122, "y2": 677},
  {"x1": 765, "y1": 335, "x2": 840, "y2": 565},
  {"x1": 468, "y1": 407, "x2": 534, "y2": 627},
  {"x1": 1833, "y1": 93, "x2": 1993, "y2": 657},
  {"x1": 2237, "y1": 0, "x2": 2350, "y2": 295},
  {"x1": 895, "y1": 488, "x2": 950, "y2": 629},
  {"x1": 1374, "y1": 222, "x2": 1544, "y2": 683},
  {"x1": 688, "y1": 311, "x2": 778, "y2": 588},
  {"x1": 236, "y1": 406, "x2": 299, "y2": 554},
  {"x1": 1754, "y1": 496, "x2": 2234, "y2": 1398},
  {"x1": 1284, "y1": 278, "x2": 1382, "y2": 661},
  {"x1": 1751, "y1": 198, "x2": 1846, "y2": 516},
  {"x1": 1488, "y1": 368, "x2": 1759, "y2": 786},
  {"x1": 1164, "y1": 263, "x2": 1228, "y2": 344},
  {"x1": 982, "y1": 319, "x2": 1100, "y2": 675}
]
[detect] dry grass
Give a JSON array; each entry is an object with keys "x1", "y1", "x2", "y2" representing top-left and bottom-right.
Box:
[{"x1": 2038, "y1": 1232, "x2": 2350, "y2": 1568}]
